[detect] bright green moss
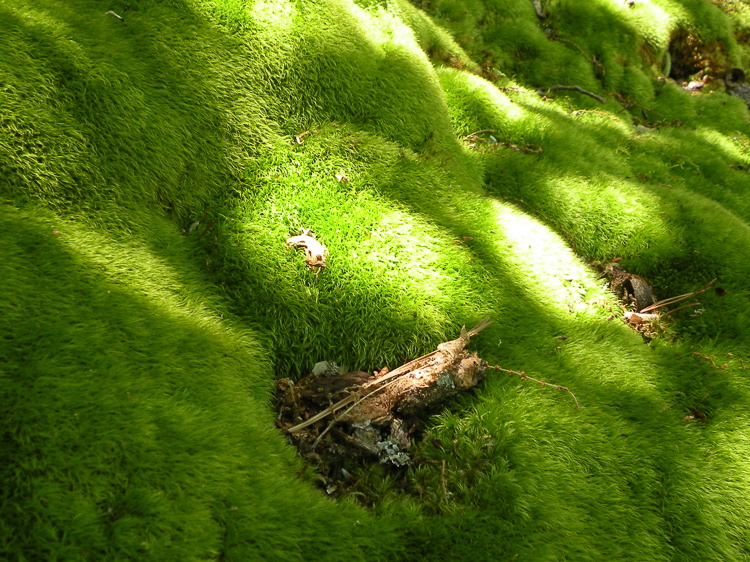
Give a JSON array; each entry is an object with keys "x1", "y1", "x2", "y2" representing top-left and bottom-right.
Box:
[{"x1": 4, "y1": 0, "x2": 750, "y2": 560}]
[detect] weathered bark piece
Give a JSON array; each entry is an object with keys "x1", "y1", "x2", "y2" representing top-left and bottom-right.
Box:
[
  {"x1": 275, "y1": 317, "x2": 493, "y2": 477},
  {"x1": 597, "y1": 261, "x2": 655, "y2": 312},
  {"x1": 279, "y1": 317, "x2": 492, "y2": 434}
]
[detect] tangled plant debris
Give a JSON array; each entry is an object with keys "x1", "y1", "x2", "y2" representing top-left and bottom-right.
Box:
[
  {"x1": 595, "y1": 259, "x2": 718, "y2": 339},
  {"x1": 277, "y1": 319, "x2": 490, "y2": 451},
  {"x1": 276, "y1": 318, "x2": 579, "y2": 497},
  {"x1": 596, "y1": 258, "x2": 657, "y2": 313},
  {"x1": 275, "y1": 319, "x2": 493, "y2": 495}
]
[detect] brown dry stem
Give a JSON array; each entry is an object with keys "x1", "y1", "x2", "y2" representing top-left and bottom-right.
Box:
[
  {"x1": 639, "y1": 278, "x2": 716, "y2": 313},
  {"x1": 311, "y1": 375, "x2": 406, "y2": 450},
  {"x1": 491, "y1": 365, "x2": 580, "y2": 408},
  {"x1": 543, "y1": 85, "x2": 607, "y2": 104}
]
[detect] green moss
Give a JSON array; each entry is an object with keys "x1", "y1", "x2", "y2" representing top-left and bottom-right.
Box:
[
  {"x1": 4, "y1": 0, "x2": 750, "y2": 560},
  {"x1": 0, "y1": 206, "x2": 402, "y2": 560}
]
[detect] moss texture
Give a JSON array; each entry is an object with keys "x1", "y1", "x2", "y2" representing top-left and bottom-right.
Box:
[{"x1": 2, "y1": 0, "x2": 750, "y2": 559}]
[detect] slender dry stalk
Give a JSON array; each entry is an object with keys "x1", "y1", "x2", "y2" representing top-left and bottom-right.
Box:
[
  {"x1": 491, "y1": 365, "x2": 580, "y2": 408},
  {"x1": 639, "y1": 278, "x2": 716, "y2": 313},
  {"x1": 664, "y1": 302, "x2": 701, "y2": 315},
  {"x1": 441, "y1": 460, "x2": 449, "y2": 502}
]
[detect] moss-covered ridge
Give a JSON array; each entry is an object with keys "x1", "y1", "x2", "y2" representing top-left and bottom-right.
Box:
[{"x1": 2, "y1": 0, "x2": 750, "y2": 560}]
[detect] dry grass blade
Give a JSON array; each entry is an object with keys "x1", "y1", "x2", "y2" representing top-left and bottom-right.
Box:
[
  {"x1": 664, "y1": 302, "x2": 701, "y2": 315},
  {"x1": 639, "y1": 279, "x2": 716, "y2": 313},
  {"x1": 311, "y1": 375, "x2": 406, "y2": 449}
]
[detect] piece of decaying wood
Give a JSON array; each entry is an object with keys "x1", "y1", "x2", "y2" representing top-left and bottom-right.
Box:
[
  {"x1": 340, "y1": 352, "x2": 487, "y2": 423},
  {"x1": 285, "y1": 317, "x2": 493, "y2": 434}
]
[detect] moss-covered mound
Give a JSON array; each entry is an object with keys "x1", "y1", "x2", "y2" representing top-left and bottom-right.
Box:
[{"x1": 3, "y1": 0, "x2": 750, "y2": 559}]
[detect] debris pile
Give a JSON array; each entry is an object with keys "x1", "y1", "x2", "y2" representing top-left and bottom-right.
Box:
[
  {"x1": 275, "y1": 318, "x2": 492, "y2": 493},
  {"x1": 595, "y1": 258, "x2": 719, "y2": 339},
  {"x1": 596, "y1": 259, "x2": 656, "y2": 313}
]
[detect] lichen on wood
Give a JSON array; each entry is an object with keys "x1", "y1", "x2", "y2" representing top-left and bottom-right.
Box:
[{"x1": 275, "y1": 318, "x2": 492, "y2": 492}]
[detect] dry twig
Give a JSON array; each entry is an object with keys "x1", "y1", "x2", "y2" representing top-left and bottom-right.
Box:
[
  {"x1": 491, "y1": 365, "x2": 580, "y2": 408},
  {"x1": 639, "y1": 278, "x2": 716, "y2": 313},
  {"x1": 286, "y1": 317, "x2": 493, "y2": 434},
  {"x1": 441, "y1": 460, "x2": 449, "y2": 501},
  {"x1": 542, "y1": 85, "x2": 607, "y2": 104},
  {"x1": 195, "y1": 219, "x2": 216, "y2": 241},
  {"x1": 311, "y1": 375, "x2": 406, "y2": 449},
  {"x1": 692, "y1": 352, "x2": 728, "y2": 370}
]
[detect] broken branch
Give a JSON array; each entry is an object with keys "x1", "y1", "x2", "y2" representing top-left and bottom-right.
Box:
[
  {"x1": 311, "y1": 375, "x2": 406, "y2": 449},
  {"x1": 195, "y1": 219, "x2": 216, "y2": 241},
  {"x1": 285, "y1": 317, "x2": 493, "y2": 434},
  {"x1": 542, "y1": 85, "x2": 607, "y2": 104}
]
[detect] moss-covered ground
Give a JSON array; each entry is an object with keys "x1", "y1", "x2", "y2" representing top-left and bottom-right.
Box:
[{"x1": 3, "y1": 0, "x2": 750, "y2": 559}]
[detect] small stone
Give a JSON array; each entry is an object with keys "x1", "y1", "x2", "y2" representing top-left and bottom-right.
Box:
[{"x1": 312, "y1": 361, "x2": 339, "y2": 377}]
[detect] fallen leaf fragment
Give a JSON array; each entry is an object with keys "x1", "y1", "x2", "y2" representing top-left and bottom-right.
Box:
[
  {"x1": 293, "y1": 131, "x2": 311, "y2": 145},
  {"x1": 684, "y1": 407, "x2": 707, "y2": 421},
  {"x1": 286, "y1": 229, "x2": 328, "y2": 271},
  {"x1": 105, "y1": 10, "x2": 125, "y2": 22}
]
